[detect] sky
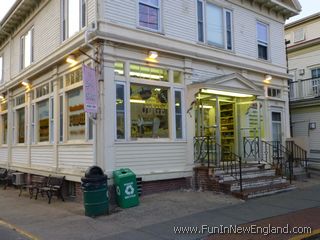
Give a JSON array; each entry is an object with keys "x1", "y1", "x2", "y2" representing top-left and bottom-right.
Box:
[{"x1": 0, "y1": 0, "x2": 318, "y2": 25}]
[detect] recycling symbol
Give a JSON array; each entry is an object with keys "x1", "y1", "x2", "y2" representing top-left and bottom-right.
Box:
[{"x1": 125, "y1": 185, "x2": 135, "y2": 196}]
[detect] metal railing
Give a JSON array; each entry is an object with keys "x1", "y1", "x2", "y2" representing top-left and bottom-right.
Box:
[
  {"x1": 286, "y1": 140, "x2": 308, "y2": 173},
  {"x1": 261, "y1": 141, "x2": 294, "y2": 183},
  {"x1": 289, "y1": 77, "x2": 320, "y2": 101},
  {"x1": 194, "y1": 136, "x2": 243, "y2": 192}
]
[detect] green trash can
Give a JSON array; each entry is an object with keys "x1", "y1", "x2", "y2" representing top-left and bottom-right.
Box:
[
  {"x1": 113, "y1": 168, "x2": 139, "y2": 208},
  {"x1": 81, "y1": 166, "x2": 109, "y2": 217}
]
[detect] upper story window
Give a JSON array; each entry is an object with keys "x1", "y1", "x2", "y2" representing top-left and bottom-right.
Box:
[
  {"x1": 311, "y1": 68, "x2": 320, "y2": 78},
  {"x1": 294, "y1": 28, "x2": 305, "y2": 43},
  {"x1": 20, "y1": 28, "x2": 34, "y2": 69},
  {"x1": 267, "y1": 87, "x2": 281, "y2": 98},
  {"x1": 0, "y1": 56, "x2": 3, "y2": 84},
  {"x1": 138, "y1": 0, "x2": 160, "y2": 31},
  {"x1": 257, "y1": 22, "x2": 269, "y2": 60},
  {"x1": 197, "y1": 1, "x2": 233, "y2": 50},
  {"x1": 62, "y1": 0, "x2": 86, "y2": 40}
]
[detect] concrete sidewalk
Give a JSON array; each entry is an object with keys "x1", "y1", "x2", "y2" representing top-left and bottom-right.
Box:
[{"x1": 0, "y1": 179, "x2": 319, "y2": 240}]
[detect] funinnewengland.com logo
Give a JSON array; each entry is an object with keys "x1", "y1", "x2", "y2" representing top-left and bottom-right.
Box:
[{"x1": 173, "y1": 224, "x2": 312, "y2": 236}]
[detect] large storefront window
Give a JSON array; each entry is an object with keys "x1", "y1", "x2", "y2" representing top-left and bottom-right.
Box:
[
  {"x1": 67, "y1": 88, "x2": 85, "y2": 140},
  {"x1": 130, "y1": 84, "x2": 169, "y2": 139},
  {"x1": 38, "y1": 99, "x2": 49, "y2": 142},
  {"x1": 2, "y1": 114, "x2": 7, "y2": 144},
  {"x1": 174, "y1": 90, "x2": 183, "y2": 139},
  {"x1": 17, "y1": 108, "x2": 25, "y2": 143}
]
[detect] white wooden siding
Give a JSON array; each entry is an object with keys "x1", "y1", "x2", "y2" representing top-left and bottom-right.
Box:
[
  {"x1": 11, "y1": 146, "x2": 28, "y2": 165},
  {"x1": 291, "y1": 107, "x2": 320, "y2": 153},
  {"x1": 31, "y1": 146, "x2": 54, "y2": 167},
  {"x1": 163, "y1": 0, "x2": 196, "y2": 42},
  {"x1": 58, "y1": 144, "x2": 94, "y2": 169},
  {"x1": 0, "y1": 148, "x2": 8, "y2": 164},
  {"x1": 1, "y1": 45, "x2": 10, "y2": 84},
  {"x1": 87, "y1": 0, "x2": 96, "y2": 25},
  {"x1": 114, "y1": 143, "x2": 188, "y2": 175},
  {"x1": 33, "y1": 0, "x2": 61, "y2": 63},
  {"x1": 103, "y1": 0, "x2": 136, "y2": 27}
]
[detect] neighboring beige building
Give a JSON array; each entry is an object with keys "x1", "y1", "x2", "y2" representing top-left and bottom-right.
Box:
[
  {"x1": 0, "y1": 0, "x2": 300, "y2": 198},
  {"x1": 286, "y1": 13, "x2": 320, "y2": 159}
]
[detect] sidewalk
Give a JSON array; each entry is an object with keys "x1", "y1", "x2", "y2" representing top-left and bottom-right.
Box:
[{"x1": 0, "y1": 179, "x2": 319, "y2": 240}]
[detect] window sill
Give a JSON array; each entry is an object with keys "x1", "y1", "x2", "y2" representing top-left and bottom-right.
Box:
[
  {"x1": 115, "y1": 139, "x2": 187, "y2": 144},
  {"x1": 136, "y1": 26, "x2": 164, "y2": 35},
  {"x1": 196, "y1": 41, "x2": 235, "y2": 54}
]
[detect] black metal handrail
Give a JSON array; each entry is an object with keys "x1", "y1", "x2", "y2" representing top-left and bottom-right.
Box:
[
  {"x1": 194, "y1": 136, "x2": 243, "y2": 192},
  {"x1": 261, "y1": 141, "x2": 293, "y2": 183},
  {"x1": 286, "y1": 140, "x2": 308, "y2": 174}
]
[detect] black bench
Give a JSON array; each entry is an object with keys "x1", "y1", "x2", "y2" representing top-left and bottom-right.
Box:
[
  {"x1": 19, "y1": 175, "x2": 47, "y2": 199},
  {"x1": 36, "y1": 175, "x2": 65, "y2": 204},
  {"x1": 0, "y1": 169, "x2": 16, "y2": 189}
]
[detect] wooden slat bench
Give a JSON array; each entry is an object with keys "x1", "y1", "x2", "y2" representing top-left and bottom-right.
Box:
[
  {"x1": 36, "y1": 175, "x2": 65, "y2": 204},
  {"x1": 19, "y1": 175, "x2": 47, "y2": 199}
]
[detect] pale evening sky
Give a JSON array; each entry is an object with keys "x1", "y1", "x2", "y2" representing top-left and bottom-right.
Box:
[{"x1": 0, "y1": 0, "x2": 319, "y2": 26}]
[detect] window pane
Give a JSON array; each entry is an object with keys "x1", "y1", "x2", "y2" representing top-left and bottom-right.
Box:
[
  {"x1": 17, "y1": 108, "x2": 25, "y2": 143},
  {"x1": 130, "y1": 84, "x2": 168, "y2": 139},
  {"x1": 50, "y1": 98, "x2": 54, "y2": 143},
  {"x1": 31, "y1": 104, "x2": 35, "y2": 143},
  {"x1": 68, "y1": 88, "x2": 85, "y2": 140},
  {"x1": 0, "y1": 56, "x2": 3, "y2": 83},
  {"x1": 38, "y1": 99, "x2": 49, "y2": 142},
  {"x1": 59, "y1": 95, "x2": 64, "y2": 142},
  {"x1": 272, "y1": 112, "x2": 281, "y2": 122},
  {"x1": 116, "y1": 84, "x2": 125, "y2": 139},
  {"x1": 174, "y1": 71, "x2": 182, "y2": 83},
  {"x1": 258, "y1": 44, "x2": 268, "y2": 60},
  {"x1": 88, "y1": 117, "x2": 94, "y2": 140},
  {"x1": 24, "y1": 30, "x2": 32, "y2": 68},
  {"x1": 257, "y1": 22, "x2": 268, "y2": 43},
  {"x1": 2, "y1": 114, "x2": 7, "y2": 144},
  {"x1": 130, "y1": 64, "x2": 168, "y2": 81},
  {"x1": 68, "y1": 0, "x2": 80, "y2": 38},
  {"x1": 115, "y1": 62, "x2": 124, "y2": 76},
  {"x1": 139, "y1": 3, "x2": 159, "y2": 30},
  {"x1": 175, "y1": 91, "x2": 183, "y2": 139},
  {"x1": 226, "y1": 11, "x2": 232, "y2": 50},
  {"x1": 197, "y1": 0, "x2": 204, "y2": 42},
  {"x1": 206, "y1": 3, "x2": 223, "y2": 47}
]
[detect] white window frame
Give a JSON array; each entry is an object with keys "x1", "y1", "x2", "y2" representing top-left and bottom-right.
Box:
[
  {"x1": 257, "y1": 21, "x2": 269, "y2": 60},
  {"x1": 62, "y1": 0, "x2": 87, "y2": 41},
  {"x1": 197, "y1": 1, "x2": 233, "y2": 51},
  {"x1": 137, "y1": 0, "x2": 161, "y2": 32},
  {"x1": 0, "y1": 55, "x2": 3, "y2": 84},
  {"x1": 20, "y1": 27, "x2": 34, "y2": 70}
]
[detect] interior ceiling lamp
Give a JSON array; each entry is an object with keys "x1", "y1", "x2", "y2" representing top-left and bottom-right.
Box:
[
  {"x1": 66, "y1": 54, "x2": 78, "y2": 65},
  {"x1": 264, "y1": 74, "x2": 272, "y2": 84},
  {"x1": 22, "y1": 79, "x2": 30, "y2": 87},
  {"x1": 201, "y1": 89, "x2": 253, "y2": 98},
  {"x1": 0, "y1": 94, "x2": 4, "y2": 100},
  {"x1": 130, "y1": 99, "x2": 146, "y2": 104}
]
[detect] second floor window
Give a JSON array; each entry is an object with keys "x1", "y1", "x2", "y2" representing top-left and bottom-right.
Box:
[
  {"x1": 62, "y1": 0, "x2": 86, "y2": 40},
  {"x1": 197, "y1": 1, "x2": 233, "y2": 50},
  {"x1": 139, "y1": 0, "x2": 160, "y2": 31},
  {"x1": 257, "y1": 22, "x2": 269, "y2": 60},
  {"x1": 0, "y1": 56, "x2": 3, "y2": 84},
  {"x1": 20, "y1": 28, "x2": 34, "y2": 69}
]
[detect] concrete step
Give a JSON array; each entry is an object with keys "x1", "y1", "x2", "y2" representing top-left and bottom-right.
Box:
[
  {"x1": 218, "y1": 169, "x2": 276, "y2": 182},
  {"x1": 221, "y1": 176, "x2": 286, "y2": 192},
  {"x1": 308, "y1": 169, "x2": 320, "y2": 178},
  {"x1": 232, "y1": 182, "x2": 296, "y2": 199}
]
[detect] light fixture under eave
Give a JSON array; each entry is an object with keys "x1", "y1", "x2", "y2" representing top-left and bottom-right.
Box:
[
  {"x1": 200, "y1": 89, "x2": 253, "y2": 98},
  {"x1": 264, "y1": 74, "x2": 272, "y2": 84},
  {"x1": 22, "y1": 79, "x2": 30, "y2": 87},
  {"x1": 148, "y1": 51, "x2": 158, "y2": 59},
  {"x1": 66, "y1": 54, "x2": 78, "y2": 65}
]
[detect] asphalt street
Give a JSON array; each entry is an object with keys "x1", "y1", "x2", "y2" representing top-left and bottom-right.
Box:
[{"x1": 0, "y1": 224, "x2": 29, "y2": 240}]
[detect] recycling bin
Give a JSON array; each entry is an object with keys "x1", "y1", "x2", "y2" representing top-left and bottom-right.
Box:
[
  {"x1": 113, "y1": 168, "x2": 139, "y2": 208},
  {"x1": 81, "y1": 166, "x2": 108, "y2": 217}
]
